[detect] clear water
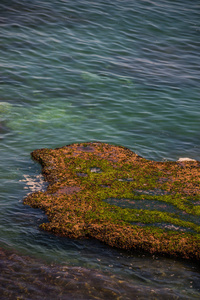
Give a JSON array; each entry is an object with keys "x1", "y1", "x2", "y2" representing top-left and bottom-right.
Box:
[{"x1": 0, "y1": 0, "x2": 200, "y2": 298}]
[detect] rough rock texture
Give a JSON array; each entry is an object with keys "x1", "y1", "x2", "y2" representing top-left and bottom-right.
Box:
[{"x1": 24, "y1": 142, "x2": 200, "y2": 261}]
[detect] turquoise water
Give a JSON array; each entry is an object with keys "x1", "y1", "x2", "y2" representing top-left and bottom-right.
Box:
[{"x1": 0, "y1": 0, "x2": 200, "y2": 298}]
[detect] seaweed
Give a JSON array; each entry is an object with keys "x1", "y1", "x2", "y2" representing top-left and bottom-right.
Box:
[{"x1": 24, "y1": 142, "x2": 200, "y2": 261}]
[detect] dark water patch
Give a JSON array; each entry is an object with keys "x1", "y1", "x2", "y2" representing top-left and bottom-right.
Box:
[
  {"x1": 104, "y1": 197, "x2": 174, "y2": 212},
  {"x1": 90, "y1": 167, "x2": 102, "y2": 173},
  {"x1": 77, "y1": 146, "x2": 95, "y2": 152},
  {"x1": 100, "y1": 184, "x2": 111, "y2": 188},
  {"x1": 118, "y1": 178, "x2": 134, "y2": 182},
  {"x1": 158, "y1": 177, "x2": 170, "y2": 184},
  {"x1": 152, "y1": 223, "x2": 196, "y2": 234},
  {"x1": 0, "y1": 246, "x2": 199, "y2": 300},
  {"x1": 134, "y1": 189, "x2": 169, "y2": 196},
  {"x1": 103, "y1": 197, "x2": 200, "y2": 227},
  {"x1": 54, "y1": 186, "x2": 81, "y2": 196},
  {"x1": 76, "y1": 172, "x2": 88, "y2": 178},
  {"x1": 131, "y1": 222, "x2": 196, "y2": 234}
]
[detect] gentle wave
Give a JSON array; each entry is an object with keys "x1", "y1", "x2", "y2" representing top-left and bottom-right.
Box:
[{"x1": 0, "y1": 0, "x2": 200, "y2": 297}]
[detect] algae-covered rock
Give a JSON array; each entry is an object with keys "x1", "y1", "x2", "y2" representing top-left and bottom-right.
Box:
[{"x1": 24, "y1": 142, "x2": 200, "y2": 261}]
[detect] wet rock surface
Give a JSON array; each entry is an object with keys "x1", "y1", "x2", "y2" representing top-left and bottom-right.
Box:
[
  {"x1": 24, "y1": 142, "x2": 200, "y2": 261},
  {"x1": 2, "y1": 246, "x2": 199, "y2": 300}
]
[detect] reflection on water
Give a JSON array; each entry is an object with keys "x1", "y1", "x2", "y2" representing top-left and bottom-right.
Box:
[{"x1": 0, "y1": 246, "x2": 200, "y2": 300}]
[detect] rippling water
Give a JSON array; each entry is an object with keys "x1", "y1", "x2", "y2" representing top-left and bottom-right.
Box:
[{"x1": 0, "y1": 0, "x2": 200, "y2": 298}]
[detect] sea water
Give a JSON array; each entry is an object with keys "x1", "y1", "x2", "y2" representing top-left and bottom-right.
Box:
[{"x1": 0, "y1": 0, "x2": 200, "y2": 298}]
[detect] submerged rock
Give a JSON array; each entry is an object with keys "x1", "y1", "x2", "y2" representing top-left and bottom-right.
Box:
[{"x1": 24, "y1": 142, "x2": 200, "y2": 261}]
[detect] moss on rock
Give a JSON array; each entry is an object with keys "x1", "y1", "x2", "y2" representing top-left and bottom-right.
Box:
[{"x1": 24, "y1": 142, "x2": 200, "y2": 261}]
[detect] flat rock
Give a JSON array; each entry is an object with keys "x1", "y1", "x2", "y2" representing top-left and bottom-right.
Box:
[{"x1": 24, "y1": 142, "x2": 200, "y2": 261}]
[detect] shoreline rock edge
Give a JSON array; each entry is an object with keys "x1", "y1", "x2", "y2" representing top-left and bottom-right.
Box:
[{"x1": 24, "y1": 142, "x2": 200, "y2": 261}]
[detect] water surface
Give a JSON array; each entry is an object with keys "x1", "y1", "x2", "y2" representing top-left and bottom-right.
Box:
[{"x1": 0, "y1": 0, "x2": 200, "y2": 298}]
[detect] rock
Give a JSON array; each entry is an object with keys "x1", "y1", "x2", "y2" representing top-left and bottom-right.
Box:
[{"x1": 24, "y1": 142, "x2": 200, "y2": 261}]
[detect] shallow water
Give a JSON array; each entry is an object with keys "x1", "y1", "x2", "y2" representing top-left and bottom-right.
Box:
[
  {"x1": 0, "y1": 0, "x2": 200, "y2": 298},
  {"x1": 1, "y1": 246, "x2": 200, "y2": 300}
]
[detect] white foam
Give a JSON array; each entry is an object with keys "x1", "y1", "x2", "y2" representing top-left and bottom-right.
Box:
[
  {"x1": 20, "y1": 174, "x2": 47, "y2": 194},
  {"x1": 177, "y1": 158, "x2": 196, "y2": 162}
]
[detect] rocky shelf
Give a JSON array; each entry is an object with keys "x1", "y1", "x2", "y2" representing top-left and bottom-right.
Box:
[{"x1": 24, "y1": 142, "x2": 200, "y2": 261}]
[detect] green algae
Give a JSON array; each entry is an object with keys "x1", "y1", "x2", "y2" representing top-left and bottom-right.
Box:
[
  {"x1": 81, "y1": 71, "x2": 133, "y2": 86},
  {"x1": 3, "y1": 102, "x2": 86, "y2": 134},
  {"x1": 24, "y1": 142, "x2": 200, "y2": 261}
]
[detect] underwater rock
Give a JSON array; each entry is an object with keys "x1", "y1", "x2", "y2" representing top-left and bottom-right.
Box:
[
  {"x1": 24, "y1": 142, "x2": 200, "y2": 261},
  {"x1": 0, "y1": 102, "x2": 12, "y2": 122},
  {"x1": 81, "y1": 71, "x2": 101, "y2": 82}
]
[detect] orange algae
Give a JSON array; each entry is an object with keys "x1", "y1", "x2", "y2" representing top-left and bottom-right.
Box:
[{"x1": 24, "y1": 142, "x2": 200, "y2": 261}]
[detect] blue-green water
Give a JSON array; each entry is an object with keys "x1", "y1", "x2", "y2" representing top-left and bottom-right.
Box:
[{"x1": 0, "y1": 0, "x2": 200, "y2": 298}]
